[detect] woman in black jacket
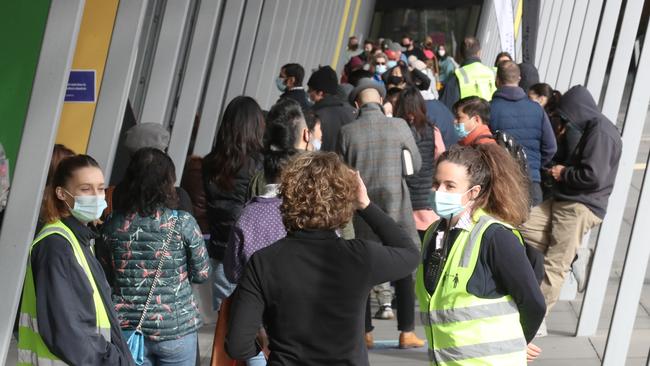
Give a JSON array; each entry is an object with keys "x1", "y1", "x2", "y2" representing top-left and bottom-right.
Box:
[
  {"x1": 202, "y1": 96, "x2": 265, "y2": 311},
  {"x1": 226, "y1": 152, "x2": 420, "y2": 365}
]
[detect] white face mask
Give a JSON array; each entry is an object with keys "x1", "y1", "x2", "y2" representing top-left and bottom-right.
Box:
[
  {"x1": 309, "y1": 132, "x2": 322, "y2": 151},
  {"x1": 64, "y1": 190, "x2": 107, "y2": 223},
  {"x1": 375, "y1": 64, "x2": 387, "y2": 74},
  {"x1": 438, "y1": 50, "x2": 446, "y2": 57}
]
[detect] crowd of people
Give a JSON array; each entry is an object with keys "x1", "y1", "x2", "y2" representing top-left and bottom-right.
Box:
[{"x1": 13, "y1": 33, "x2": 622, "y2": 366}]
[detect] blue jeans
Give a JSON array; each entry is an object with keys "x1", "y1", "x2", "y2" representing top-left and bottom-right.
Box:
[
  {"x1": 247, "y1": 351, "x2": 267, "y2": 366},
  {"x1": 211, "y1": 258, "x2": 237, "y2": 311},
  {"x1": 142, "y1": 332, "x2": 197, "y2": 366}
]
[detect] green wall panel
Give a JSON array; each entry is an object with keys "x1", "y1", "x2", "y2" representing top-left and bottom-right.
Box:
[{"x1": 0, "y1": 1, "x2": 52, "y2": 177}]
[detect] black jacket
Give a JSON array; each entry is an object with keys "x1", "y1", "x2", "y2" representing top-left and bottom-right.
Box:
[
  {"x1": 439, "y1": 56, "x2": 483, "y2": 110},
  {"x1": 424, "y1": 221, "x2": 546, "y2": 343},
  {"x1": 30, "y1": 217, "x2": 134, "y2": 365},
  {"x1": 225, "y1": 203, "x2": 419, "y2": 365},
  {"x1": 311, "y1": 94, "x2": 357, "y2": 152},
  {"x1": 202, "y1": 155, "x2": 262, "y2": 259},
  {"x1": 278, "y1": 88, "x2": 311, "y2": 110},
  {"x1": 554, "y1": 85, "x2": 622, "y2": 218},
  {"x1": 405, "y1": 122, "x2": 435, "y2": 210}
]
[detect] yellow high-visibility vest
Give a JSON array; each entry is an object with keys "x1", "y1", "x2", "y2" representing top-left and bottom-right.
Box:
[{"x1": 455, "y1": 63, "x2": 497, "y2": 101}]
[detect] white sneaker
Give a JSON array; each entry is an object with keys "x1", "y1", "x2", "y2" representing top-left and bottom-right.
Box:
[
  {"x1": 374, "y1": 304, "x2": 395, "y2": 320},
  {"x1": 536, "y1": 319, "x2": 548, "y2": 338},
  {"x1": 573, "y1": 248, "x2": 593, "y2": 292}
]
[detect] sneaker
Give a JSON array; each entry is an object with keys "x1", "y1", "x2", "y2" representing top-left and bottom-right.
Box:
[
  {"x1": 573, "y1": 247, "x2": 592, "y2": 292},
  {"x1": 374, "y1": 305, "x2": 395, "y2": 320},
  {"x1": 399, "y1": 331, "x2": 425, "y2": 349},
  {"x1": 536, "y1": 319, "x2": 548, "y2": 338}
]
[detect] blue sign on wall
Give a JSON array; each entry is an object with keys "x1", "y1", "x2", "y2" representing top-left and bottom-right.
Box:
[{"x1": 65, "y1": 70, "x2": 96, "y2": 103}]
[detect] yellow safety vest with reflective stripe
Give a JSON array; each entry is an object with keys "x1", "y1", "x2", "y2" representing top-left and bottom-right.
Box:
[
  {"x1": 17, "y1": 221, "x2": 111, "y2": 366},
  {"x1": 455, "y1": 63, "x2": 497, "y2": 101},
  {"x1": 416, "y1": 209, "x2": 527, "y2": 366}
]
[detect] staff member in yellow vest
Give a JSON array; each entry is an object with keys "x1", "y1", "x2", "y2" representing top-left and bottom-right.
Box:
[
  {"x1": 18, "y1": 155, "x2": 134, "y2": 365},
  {"x1": 416, "y1": 144, "x2": 545, "y2": 365},
  {"x1": 440, "y1": 37, "x2": 497, "y2": 110}
]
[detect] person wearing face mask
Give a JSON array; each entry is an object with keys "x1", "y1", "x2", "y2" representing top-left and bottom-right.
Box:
[
  {"x1": 436, "y1": 44, "x2": 458, "y2": 88},
  {"x1": 401, "y1": 35, "x2": 426, "y2": 61},
  {"x1": 372, "y1": 52, "x2": 388, "y2": 83},
  {"x1": 417, "y1": 144, "x2": 546, "y2": 365},
  {"x1": 276, "y1": 63, "x2": 311, "y2": 110},
  {"x1": 17, "y1": 154, "x2": 135, "y2": 365},
  {"x1": 452, "y1": 96, "x2": 497, "y2": 147}
]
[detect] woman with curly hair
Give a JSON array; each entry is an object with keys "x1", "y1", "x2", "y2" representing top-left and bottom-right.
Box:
[
  {"x1": 101, "y1": 148, "x2": 210, "y2": 365},
  {"x1": 225, "y1": 152, "x2": 419, "y2": 365}
]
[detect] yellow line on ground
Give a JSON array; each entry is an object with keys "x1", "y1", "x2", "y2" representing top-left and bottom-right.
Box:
[
  {"x1": 349, "y1": 0, "x2": 362, "y2": 37},
  {"x1": 331, "y1": 0, "x2": 353, "y2": 69}
]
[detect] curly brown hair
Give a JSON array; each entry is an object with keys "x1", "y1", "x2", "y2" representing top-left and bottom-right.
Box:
[{"x1": 280, "y1": 152, "x2": 357, "y2": 231}]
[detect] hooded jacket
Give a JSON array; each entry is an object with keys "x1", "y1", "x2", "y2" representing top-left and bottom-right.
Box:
[
  {"x1": 490, "y1": 85, "x2": 557, "y2": 182},
  {"x1": 554, "y1": 85, "x2": 622, "y2": 218},
  {"x1": 310, "y1": 94, "x2": 357, "y2": 152}
]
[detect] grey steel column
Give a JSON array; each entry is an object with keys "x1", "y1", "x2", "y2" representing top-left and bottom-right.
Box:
[
  {"x1": 600, "y1": 0, "x2": 645, "y2": 120},
  {"x1": 244, "y1": 0, "x2": 282, "y2": 107},
  {"x1": 569, "y1": 0, "x2": 605, "y2": 87},
  {"x1": 139, "y1": 0, "x2": 191, "y2": 124},
  {"x1": 323, "y1": 0, "x2": 344, "y2": 67},
  {"x1": 295, "y1": 0, "x2": 315, "y2": 66},
  {"x1": 554, "y1": 0, "x2": 588, "y2": 91},
  {"x1": 576, "y1": 0, "x2": 644, "y2": 336},
  {"x1": 534, "y1": 0, "x2": 554, "y2": 67},
  {"x1": 585, "y1": 0, "x2": 623, "y2": 102},
  {"x1": 224, "y1": 0, "x2": 264, "y2": 105},
  {"x1": 543, "y1": 0, "x2": 575, "y2": 84},
  {"x1": 87, "y1": 0, "x2": 149, "y2": 184},
  {"x1": 537, "y1": 0, "x2": 562, "y2": 80},
  {"x1": 600, "y1": 26, "x2": 650, "y2": 363},
  {"x1": 167, "y1": 0, "x2": 223, "y2": 180},
  {"x1": 192, "y1": 0, "x2": 246, "y2": 157},
  {"x1": 284, "y1": 0, "x2": 304, "y2": 63},
  {"x1": 0, "y1": 0, "x2": 85, "y2": 363},
  {"x1": 261, "y1": 0, "x2": 296, "y2": 109},
  {"x1": 307, "y1": 1, "x2": 328, "y2": 69}
]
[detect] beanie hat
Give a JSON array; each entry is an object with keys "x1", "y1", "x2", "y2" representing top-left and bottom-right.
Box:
[
  {"x1": 307, "y1": 66, "x2": 338, "y2": 95},
  {"x1": 124, "y1": 122, "x2": 171, "y2": 155}
]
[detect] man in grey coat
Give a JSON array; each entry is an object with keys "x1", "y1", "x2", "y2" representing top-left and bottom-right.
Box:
[{"x1": 337, "y1": 78, "x2": 425, "y2": 349}]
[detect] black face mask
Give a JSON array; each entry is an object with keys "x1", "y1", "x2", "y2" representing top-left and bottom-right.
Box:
[
  {"x1": 401, "y1": 43, "x2": 410, "y2": 48},
  {"x1": 388, "y1": 75, "x2": 404, "y2": 85}
]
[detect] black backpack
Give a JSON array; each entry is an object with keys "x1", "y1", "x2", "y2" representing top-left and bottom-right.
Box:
[{"x1": 477, "y1": 130, "x2": 529, "y2": 175}]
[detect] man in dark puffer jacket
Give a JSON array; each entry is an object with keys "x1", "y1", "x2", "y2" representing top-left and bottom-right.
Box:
[{"x1": 519, "y1": 85, "x2": 622, "y2": 313}]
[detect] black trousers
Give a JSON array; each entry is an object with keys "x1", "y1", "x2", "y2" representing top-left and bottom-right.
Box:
[{"x1": 365, "y1": 274, "x2": 415, "y2": 333}]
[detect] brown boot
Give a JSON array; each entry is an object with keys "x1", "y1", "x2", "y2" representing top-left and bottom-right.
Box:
[
  {"x1": 365, "y1": 332, "x2": 374, "y2": 349},
  {"x1": 399, "y1": 331, "x2": 425, "y2": 349}
]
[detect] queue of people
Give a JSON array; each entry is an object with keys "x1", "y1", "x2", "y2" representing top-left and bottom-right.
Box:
[{"x1": 15, "y1": 32, "x2": 622, "y2": 366}]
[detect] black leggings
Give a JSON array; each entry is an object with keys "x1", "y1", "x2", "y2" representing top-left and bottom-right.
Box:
[{"x1": 365, "y1": 274, "x2": 415, "y2": 332}]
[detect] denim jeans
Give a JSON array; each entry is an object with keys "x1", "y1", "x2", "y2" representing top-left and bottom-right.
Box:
[
  {"x1": 211, "y1": 258, "x2": 237, "y2": 311},
  {"x1": 143, "y1": 332, "x2": 197, "y2": 366},
  {"x1": 246, "y1": 351, "x2": 267, "y2": 366}
]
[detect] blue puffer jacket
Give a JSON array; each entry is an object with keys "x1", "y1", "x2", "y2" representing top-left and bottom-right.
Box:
[
  {"x1": 490, "y1": 86, "x2": 557, "y2": 182},
  {"x1": 101, "y1": 208, "x2": 210, "y2": 341}
]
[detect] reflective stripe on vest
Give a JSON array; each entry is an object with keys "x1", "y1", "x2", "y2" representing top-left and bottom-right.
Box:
[
  {"x1": 416, "y1": 209, "x2": 527, "y2": 366},
  {"x1": 455, "y1": 63, "x2": 497, "y2": 101},
  {"x1": 17, "y1": 222, "x2": 111, "y2": 365}
]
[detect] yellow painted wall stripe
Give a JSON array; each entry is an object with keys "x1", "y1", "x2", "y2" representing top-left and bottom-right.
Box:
[
  {"x1": 348, "y1": 0, "x2": 363, "y2": 37},
  {"x1": 331, "y1": 0, "x2": 353, "y2": 68},
  {"x1": 514, "y1": 0, "x2": 524, "y2": 40},
  {"x1": 56, "y1": 0, "x2": 120, "y2": 154}
]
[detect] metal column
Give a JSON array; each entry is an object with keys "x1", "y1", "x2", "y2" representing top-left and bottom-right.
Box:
[
  {"x1": 543, "y1": 0, "x2": 575, "y2": 84},
  {"x1": 166, "y1": 0, "x2": 223, "y2": 179},
  {"x1": 0, "y1": 0, "x2": 85, "y2": 363},
  {"x1": 554, "y1": 0, "x2": 588, "y2": 91},
  {"x1": 86, "y1": 0, "x2": 149, "y2": 184},
  {"x1": 585, "y1": 0, "x2": 623, "y2": 102},
  {"x1": 139, "y1": 0, "x2": 191, "y2": 125},
  {"x1": 534, "y1": 0, "x2": 555, "y2": 68},
  {"x1": 192, "y1": 0, "x2": 246, "y2": 157},
  {"x1": 224, "y1": 0, "x2": 264, "y2": 105},
  {"x1": 537, "y1": 0, "x2": 562, "y2": 80},
  {"x1": 295, "y1": 0, "x2": 315, "y2": 67},
  {"x1": 600, "y1": 23, "x2": 650, "y2": 364},
  {"x1": 569, "y1": 0, "x2": 605, "y2": 87}
]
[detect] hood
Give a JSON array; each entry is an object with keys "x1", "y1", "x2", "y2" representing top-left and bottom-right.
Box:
[
  {"x1": 558, "y1": 85, "x2": 601, "y2": 129},
  {"x1": 313, "y1": 94, "x2": 345, "y2": 109},
  {"x1": 493, "y1": 85, "x2": 527, "y2": 101}
]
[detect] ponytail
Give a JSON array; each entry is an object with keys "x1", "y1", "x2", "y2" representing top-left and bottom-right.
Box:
[{"x1": 437, "y1": 144, "x2": 529, "y2": 225}]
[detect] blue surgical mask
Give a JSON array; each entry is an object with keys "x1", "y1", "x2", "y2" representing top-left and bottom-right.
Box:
[
  {"x1": 429, "y1": 187, "x2": 475, "y2": 219},
  {"x1": 454, "y1": 123, "x2": 469, "y2": 138},
  {"x1": 276, "y1": 77, "x2": 286, "y2": 92},
  {"x1": 64, "y1": 190, "x2": 107, "y2": 223},
  {"x1": 375, "y1": 64, "x2": 387, "y2": 74},
  {"x1": 387, "y1": 60, "x2": 398, "y2": 68}
]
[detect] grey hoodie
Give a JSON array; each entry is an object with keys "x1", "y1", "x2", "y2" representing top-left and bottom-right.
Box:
[{"x1": 554, "y1": 85, "x2": 622, "y2": 218}]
